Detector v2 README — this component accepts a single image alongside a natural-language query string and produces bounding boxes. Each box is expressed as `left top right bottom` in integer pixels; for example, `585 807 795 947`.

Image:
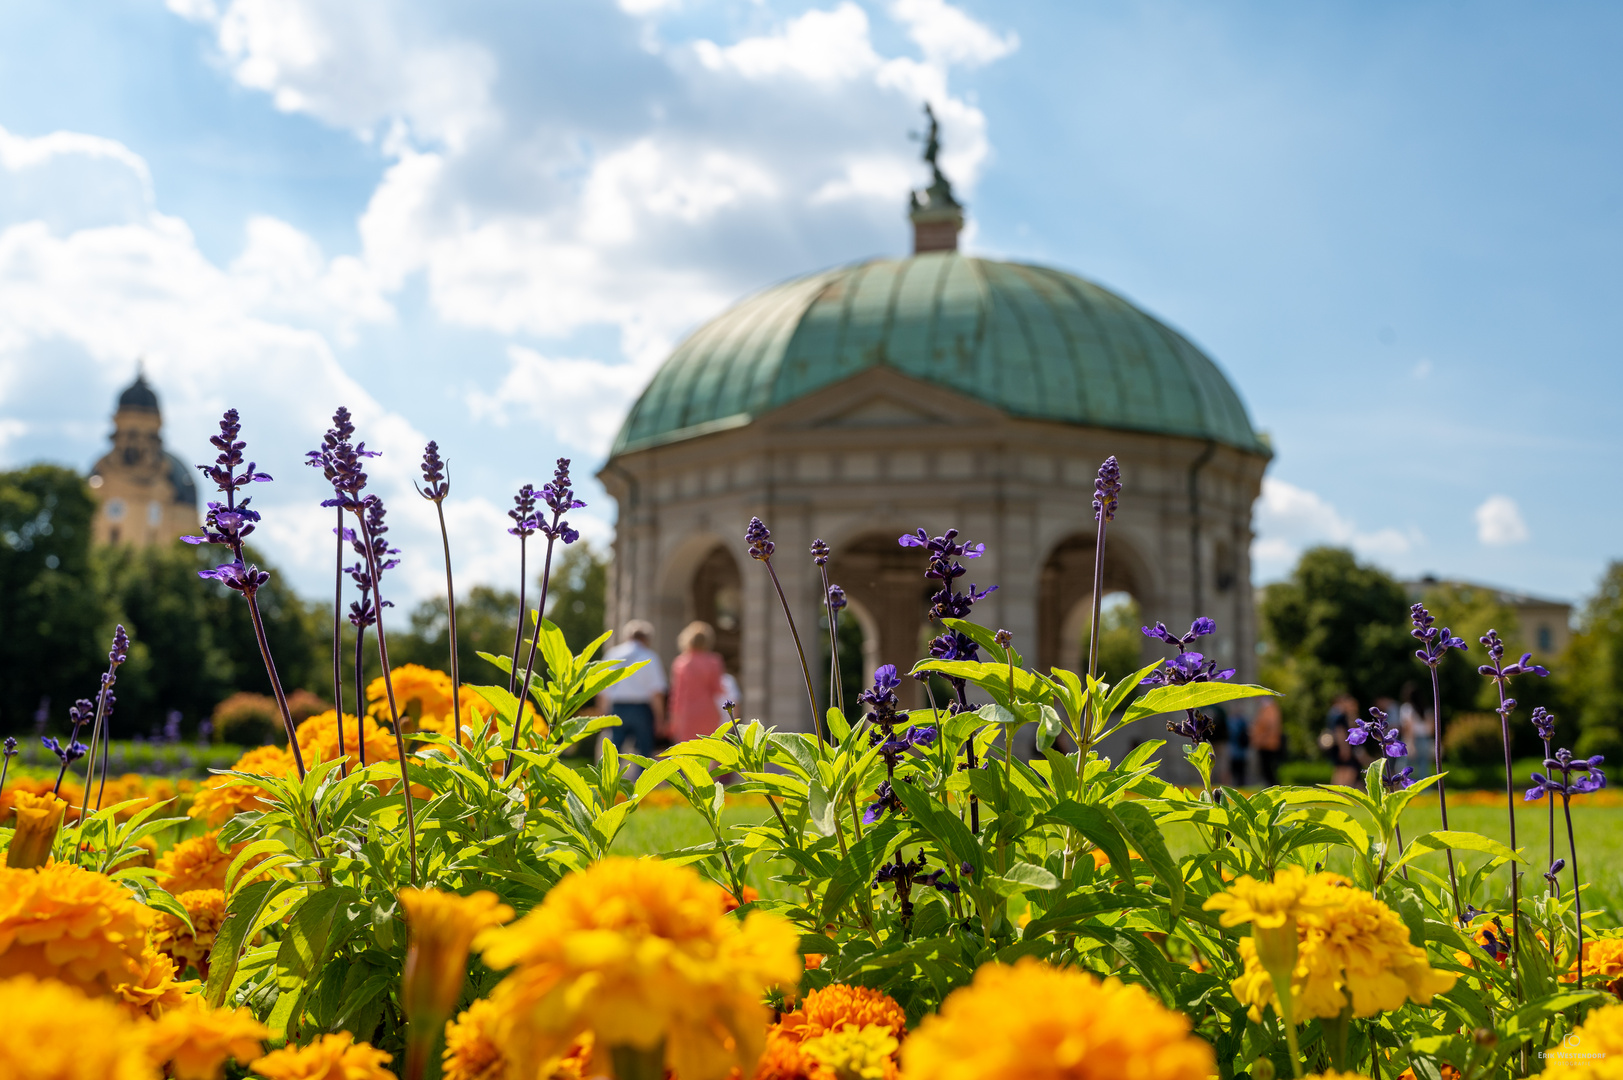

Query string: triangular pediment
816 396 942 427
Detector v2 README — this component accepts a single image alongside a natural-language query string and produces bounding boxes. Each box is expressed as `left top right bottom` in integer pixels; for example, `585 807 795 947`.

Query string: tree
544 543 608 654
1258 547 1413 752
1564 561 1623 757
0 465 110 730
392 585 522 689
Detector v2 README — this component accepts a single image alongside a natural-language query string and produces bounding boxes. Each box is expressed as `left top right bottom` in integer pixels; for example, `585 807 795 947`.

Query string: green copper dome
610 251 1267 457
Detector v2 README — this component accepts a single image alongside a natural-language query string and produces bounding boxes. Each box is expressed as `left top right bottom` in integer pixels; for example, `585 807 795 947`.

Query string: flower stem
508 534 558 775
354 625 368 767
764 560 823 743
1564 791 1584 988
357 513 417 884
508 536 527 694
1495 686 1522 997
1429 667 1461 917
332 506 347 777
434 499 462 743
245 590 307 779
818 563 843 721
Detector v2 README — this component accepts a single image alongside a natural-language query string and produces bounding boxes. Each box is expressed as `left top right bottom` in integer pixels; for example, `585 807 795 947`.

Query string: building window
1538 625 1552 652
147 500 162 526
106 498 126 521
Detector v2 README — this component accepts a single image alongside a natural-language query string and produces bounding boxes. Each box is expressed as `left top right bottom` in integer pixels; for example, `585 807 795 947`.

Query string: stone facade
88 373 198 547
598 365 1268 753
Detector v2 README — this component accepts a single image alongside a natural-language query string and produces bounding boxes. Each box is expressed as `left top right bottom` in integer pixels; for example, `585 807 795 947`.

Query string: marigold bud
6 791 66 869
399 888 513 1080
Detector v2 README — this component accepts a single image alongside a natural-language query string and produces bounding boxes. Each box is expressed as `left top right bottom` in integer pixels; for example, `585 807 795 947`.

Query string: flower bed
0 414 1611 1080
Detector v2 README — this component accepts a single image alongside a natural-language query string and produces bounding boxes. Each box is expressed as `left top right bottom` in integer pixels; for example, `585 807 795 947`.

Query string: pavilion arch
1037 531 1160 677
827 531 936 708
654 533 744 674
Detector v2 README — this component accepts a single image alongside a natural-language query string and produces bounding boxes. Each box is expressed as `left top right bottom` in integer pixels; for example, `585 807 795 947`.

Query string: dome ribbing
611 252 1267 458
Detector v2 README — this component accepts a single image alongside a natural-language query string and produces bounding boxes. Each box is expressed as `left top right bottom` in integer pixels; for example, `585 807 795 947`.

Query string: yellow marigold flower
443 998 594 1080
249 1032 397 1080
778 985 908 1043
146 1000 269 1080
0 862 154 993
801 1025 900 1080
400 888 514 1078
113 941 199 1017
7 790 68 868
297 711 400 773
900 958 1215 1080
1565 936 1623 998
1534 1004 1623 1078
153 889 227 975
1304 1074 1371 1079
477 856 802 1080
0 973 158 1079
1229 878 1455 1021
1204 864 1328 930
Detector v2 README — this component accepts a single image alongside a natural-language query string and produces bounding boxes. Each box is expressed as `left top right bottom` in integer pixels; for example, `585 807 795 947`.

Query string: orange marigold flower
145 1000 269 1080
153 889 227 975
1398 1066 1461 1080
6 790 68 868
720 884 762 913
112 942 198 1018
444 998 507 1080
1564 936 1623 998
296 711 400 773
154 829 275 895
0 862 154 993
0 973 158 1080
250 1032 396 1080
778 985 907 1044
754 1032 817 1080
400 888 514 1078
188 746 293 826
900 958 1215 1080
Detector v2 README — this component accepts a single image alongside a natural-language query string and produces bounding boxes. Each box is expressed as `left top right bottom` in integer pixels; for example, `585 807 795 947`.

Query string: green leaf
989 861 1059 895
268 886 357 1039
204 879 290 1007
826 707 852 746
1389 830 1521 874
1074 923 1179 1006
633 758 683 798
1035 705 1065 753
1042 801 1135 884
1122 682 1277 726
942 618 1025 667
1111 800 1185 920
1101 661 1165 719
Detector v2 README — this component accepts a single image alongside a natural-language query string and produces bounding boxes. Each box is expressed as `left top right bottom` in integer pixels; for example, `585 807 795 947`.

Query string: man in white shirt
599 619 667 758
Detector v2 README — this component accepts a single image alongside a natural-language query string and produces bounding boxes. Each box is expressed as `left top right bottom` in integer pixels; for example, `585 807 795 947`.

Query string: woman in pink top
666 621 727 742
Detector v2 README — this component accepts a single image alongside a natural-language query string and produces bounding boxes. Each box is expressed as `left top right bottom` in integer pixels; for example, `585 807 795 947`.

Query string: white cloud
890 0 1018 67
468 345 664 458
1252 477 1420 577
174 0 497 150
694 4 883 83
1475 494 1529 546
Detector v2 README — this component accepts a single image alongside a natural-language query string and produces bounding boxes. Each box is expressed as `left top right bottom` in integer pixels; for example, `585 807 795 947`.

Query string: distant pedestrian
1252 697 1283 786
598 619 667 758
1229 709 1251 787
1325 693 1360 787
668 621 728 743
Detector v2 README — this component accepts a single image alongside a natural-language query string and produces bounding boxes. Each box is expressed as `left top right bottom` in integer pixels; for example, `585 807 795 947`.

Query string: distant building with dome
598 117 1272 732
89 370 198 547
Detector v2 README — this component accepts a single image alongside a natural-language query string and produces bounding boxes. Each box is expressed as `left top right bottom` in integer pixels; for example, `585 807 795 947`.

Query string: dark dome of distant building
612 253 1268 457
118 372 160 411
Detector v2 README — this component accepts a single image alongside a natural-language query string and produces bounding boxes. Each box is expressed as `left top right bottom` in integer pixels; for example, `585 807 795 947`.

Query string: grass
611 794 1623 923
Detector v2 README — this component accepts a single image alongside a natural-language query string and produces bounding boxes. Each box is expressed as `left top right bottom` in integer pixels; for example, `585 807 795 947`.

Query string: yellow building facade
88 371 198 546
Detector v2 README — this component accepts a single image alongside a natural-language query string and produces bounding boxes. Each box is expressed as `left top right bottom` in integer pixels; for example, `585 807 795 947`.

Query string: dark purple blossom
1349 706 1408 759
863 778 906 824
1093 455 1122 522
1141 617 1231 744
417 440 449 501
1141 650 1236 688
1142 618 1216 651
41 736 87 765
1544 859 1566 891
1383 765 1417 792
746 516 774 561
827 584 847 613
810 538 830 566
508 484 538 538
1479 630 1550 685
3 737 15 758
1526 749 1607 801
1530 706 1557 742
1410 603 1468 668
538 458 585 544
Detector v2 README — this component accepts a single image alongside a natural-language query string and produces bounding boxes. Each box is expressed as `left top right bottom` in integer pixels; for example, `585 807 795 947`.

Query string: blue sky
1 0 1619 613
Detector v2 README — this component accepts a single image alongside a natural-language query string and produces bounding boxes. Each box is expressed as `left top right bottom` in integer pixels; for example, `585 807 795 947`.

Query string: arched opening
821 596 876 720
1038 533 1148 678
690 545 742 674
826 533 934 708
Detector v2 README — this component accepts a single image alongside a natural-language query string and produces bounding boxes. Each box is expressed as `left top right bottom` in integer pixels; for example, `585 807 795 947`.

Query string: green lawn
611 797 1623 923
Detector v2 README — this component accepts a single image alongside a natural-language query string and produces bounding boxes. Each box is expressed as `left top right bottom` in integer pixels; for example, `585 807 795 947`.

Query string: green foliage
0 464 110 728
1259 547 1413 752
1565 561 1623 757
213 692 284 747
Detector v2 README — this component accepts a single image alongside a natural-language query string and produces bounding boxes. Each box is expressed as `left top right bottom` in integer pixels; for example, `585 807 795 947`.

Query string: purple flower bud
994 628 1013 647
1093 456 1122 522
810 538 830 566
1530 707 1557 742
827 584 847 613
746 517 774 561
3 737 16 757
508 484 538 538
418 440 449 501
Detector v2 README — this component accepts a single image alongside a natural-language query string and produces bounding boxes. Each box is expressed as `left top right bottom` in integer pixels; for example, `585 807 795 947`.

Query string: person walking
599 620 667 758
667 621 728 744
1252 696 1283 786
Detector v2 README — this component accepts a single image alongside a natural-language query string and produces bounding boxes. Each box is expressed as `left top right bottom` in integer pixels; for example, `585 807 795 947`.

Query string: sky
1 0 1620 616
